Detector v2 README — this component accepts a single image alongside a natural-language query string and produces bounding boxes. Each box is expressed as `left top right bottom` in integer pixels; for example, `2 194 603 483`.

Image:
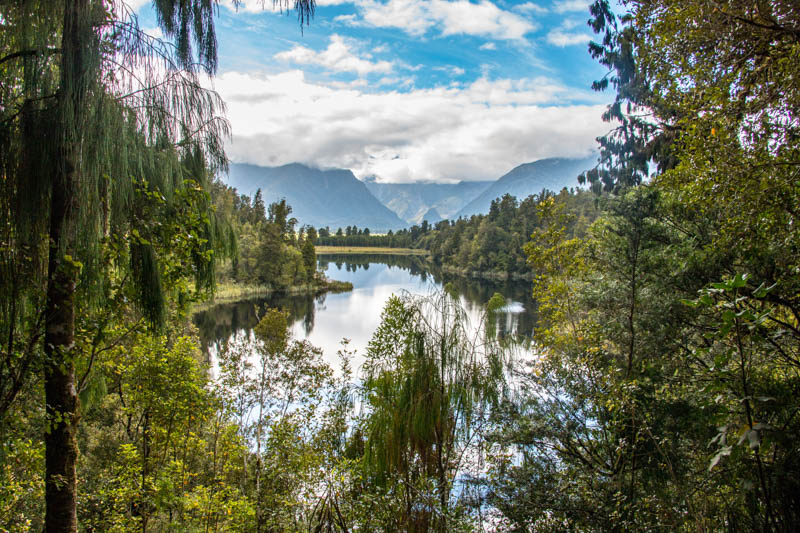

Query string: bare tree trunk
44 1 90 531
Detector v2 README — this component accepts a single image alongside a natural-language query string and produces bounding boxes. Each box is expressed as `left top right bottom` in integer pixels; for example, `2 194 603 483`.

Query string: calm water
193 254 536 371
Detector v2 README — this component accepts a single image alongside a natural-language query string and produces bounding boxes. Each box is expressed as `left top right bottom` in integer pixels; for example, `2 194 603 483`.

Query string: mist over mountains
225 156 596 231
363 179 493 224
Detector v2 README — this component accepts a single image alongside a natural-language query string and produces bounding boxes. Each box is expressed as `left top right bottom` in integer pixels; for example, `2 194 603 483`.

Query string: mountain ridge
455 156 596 218
224 157 597 231
225 163 407 231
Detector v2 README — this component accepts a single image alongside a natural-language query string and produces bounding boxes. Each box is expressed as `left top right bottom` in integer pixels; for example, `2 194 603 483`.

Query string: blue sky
131 0 615 183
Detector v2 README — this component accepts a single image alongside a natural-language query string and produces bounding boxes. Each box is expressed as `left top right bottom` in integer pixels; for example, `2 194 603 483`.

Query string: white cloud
214 70 606 183
552 0 591 14
479 42 497 50
142 26 164 39
333 13 359 24
216 0 263 14
516 2 549 14
546 29 592 46
428 0 536 39
275 35 393 76
434 65 466 76
332 0 535 40
119 0 151 12
561 17 582 29
546 17 592 46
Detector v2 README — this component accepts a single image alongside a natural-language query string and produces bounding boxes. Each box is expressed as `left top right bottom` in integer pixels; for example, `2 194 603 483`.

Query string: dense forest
2 1 799 532
209 184 321 292
318 189 598 279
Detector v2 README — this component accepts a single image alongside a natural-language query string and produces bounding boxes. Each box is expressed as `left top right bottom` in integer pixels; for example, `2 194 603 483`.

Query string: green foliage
487 2 800 531
318 189 598 280
360 291 505 531
79 333 253 533
211 183 325 292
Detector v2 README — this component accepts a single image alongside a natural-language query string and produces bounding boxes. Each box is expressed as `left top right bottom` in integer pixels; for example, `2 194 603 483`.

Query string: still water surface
193 254 536 371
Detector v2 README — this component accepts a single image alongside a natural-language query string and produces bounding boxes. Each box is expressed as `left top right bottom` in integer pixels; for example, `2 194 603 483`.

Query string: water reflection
193 255 536 370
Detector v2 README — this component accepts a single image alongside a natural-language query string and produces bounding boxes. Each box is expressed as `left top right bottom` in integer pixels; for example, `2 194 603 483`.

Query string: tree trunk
44 1 90 531
44 159 80 533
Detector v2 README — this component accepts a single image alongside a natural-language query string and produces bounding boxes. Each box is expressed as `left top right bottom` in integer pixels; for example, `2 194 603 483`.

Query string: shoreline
194 278 353 310
315 246 429 255
437 264 533 282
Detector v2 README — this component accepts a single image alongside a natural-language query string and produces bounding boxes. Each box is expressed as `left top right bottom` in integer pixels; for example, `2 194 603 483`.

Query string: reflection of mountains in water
194 257 537 356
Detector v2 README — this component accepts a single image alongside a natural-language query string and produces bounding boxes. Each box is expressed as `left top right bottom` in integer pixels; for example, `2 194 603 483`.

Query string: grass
193 278 354 310
315 246 429 255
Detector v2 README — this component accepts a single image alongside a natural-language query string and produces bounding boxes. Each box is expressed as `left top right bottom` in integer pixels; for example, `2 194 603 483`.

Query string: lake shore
315 245 429 255
195 277 353 310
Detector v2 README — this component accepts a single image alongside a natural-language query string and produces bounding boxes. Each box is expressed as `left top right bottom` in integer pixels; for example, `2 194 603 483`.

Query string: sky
131 0 614 183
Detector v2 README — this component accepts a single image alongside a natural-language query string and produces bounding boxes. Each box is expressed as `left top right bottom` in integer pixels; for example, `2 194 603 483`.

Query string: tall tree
0 1 314 531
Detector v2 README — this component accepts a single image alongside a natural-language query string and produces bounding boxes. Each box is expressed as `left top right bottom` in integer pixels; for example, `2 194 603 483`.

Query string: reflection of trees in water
437 272 537 338
195 257 538 355
320 255 539 339
193 291 319 355
319 253 428 276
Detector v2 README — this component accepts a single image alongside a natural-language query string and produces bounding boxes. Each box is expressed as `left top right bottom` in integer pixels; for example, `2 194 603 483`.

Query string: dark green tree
0 1 313 530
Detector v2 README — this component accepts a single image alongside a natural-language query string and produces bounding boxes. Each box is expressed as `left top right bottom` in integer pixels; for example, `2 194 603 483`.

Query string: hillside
364 179 492 224
455 156 596 218
225 163 407 231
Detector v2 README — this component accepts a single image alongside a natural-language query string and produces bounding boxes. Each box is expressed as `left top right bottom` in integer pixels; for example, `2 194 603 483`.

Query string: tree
360 291 505 531
495 2 800 530
578 0 677 193
252 188 267 224
302 237 316 283
0 1 313 530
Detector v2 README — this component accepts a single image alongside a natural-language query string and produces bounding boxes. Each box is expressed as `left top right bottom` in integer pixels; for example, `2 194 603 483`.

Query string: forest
317 189 598 279
210 184 319 291
2 1 799 532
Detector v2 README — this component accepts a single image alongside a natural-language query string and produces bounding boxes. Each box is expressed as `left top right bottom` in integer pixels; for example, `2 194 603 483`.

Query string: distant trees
212 185 318 290
316 189 598 278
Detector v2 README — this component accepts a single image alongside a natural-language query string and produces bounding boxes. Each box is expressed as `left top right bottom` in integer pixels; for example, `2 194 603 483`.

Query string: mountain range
364 179 493 224
223 156 596 231
455 155 596 218
226 163 407 231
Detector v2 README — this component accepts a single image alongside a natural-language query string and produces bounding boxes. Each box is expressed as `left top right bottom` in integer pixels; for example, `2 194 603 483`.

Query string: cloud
275 35 393 76
552 0 591 14
333 14 359 24
214 70 606 183
428 0 537 39
330 0 535 40
119 0 151 12
479 42 497 50
434 65 466 76
515 2 549 14
546 17 592 46
546 29 592 46
142 26 164 39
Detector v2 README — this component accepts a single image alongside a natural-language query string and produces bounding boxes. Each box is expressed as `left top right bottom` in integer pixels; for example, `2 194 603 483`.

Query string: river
193 254 537 372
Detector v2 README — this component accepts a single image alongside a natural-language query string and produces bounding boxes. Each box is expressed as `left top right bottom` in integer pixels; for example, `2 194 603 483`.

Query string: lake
193 254 536 372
